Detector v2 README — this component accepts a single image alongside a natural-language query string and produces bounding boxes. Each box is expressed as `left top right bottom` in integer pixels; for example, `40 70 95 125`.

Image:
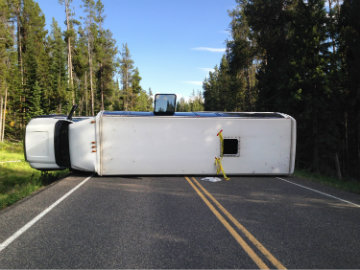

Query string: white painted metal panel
69 118 96 172
25 118 61 169
289 117 297 174
98 115 295 176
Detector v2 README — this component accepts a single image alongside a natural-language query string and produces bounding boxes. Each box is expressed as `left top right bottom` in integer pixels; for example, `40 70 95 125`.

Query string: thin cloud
192 47 226 53
176 93 191 102
184 81 203 86
198 67 215 73
219 30 231 35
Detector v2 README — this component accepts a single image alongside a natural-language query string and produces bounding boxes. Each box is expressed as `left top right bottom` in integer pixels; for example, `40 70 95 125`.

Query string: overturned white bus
24 94 296 176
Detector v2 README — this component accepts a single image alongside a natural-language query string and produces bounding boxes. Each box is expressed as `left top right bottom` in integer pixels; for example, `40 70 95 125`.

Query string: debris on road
201 177 222 182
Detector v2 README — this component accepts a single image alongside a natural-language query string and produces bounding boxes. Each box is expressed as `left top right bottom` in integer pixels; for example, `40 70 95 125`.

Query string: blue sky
35 0 236 100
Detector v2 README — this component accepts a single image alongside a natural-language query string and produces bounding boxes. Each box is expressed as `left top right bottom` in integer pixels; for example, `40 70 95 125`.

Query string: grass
0 141 23 161
0 141 69 209
294 169 360 194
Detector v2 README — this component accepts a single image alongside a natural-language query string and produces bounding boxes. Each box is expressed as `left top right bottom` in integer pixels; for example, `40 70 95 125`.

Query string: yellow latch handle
215 157 230 180
217 129 224 157
215 129 230 180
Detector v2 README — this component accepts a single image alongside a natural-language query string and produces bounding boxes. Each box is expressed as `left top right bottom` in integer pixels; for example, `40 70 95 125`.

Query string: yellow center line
191 177 287 270
184 176 270 270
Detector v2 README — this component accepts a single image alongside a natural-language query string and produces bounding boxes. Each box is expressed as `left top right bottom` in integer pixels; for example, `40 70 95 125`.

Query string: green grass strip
0 141 68 209
294 169 360 194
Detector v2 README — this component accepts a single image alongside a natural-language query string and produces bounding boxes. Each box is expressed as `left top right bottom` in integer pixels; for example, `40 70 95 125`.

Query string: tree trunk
328 0 336 54
344 111 349 176
313 115 320 173
1 87 7 141
357 102 360 178
16 8 24 88
68 36 74 104
65 0 74 105
335 0 341 14
124 69 130 111
245 68 251 111
84 70 88 115
335 152 342 180
16 5 25 129
100 63 104 110
0 95 3 141
88 38 94 116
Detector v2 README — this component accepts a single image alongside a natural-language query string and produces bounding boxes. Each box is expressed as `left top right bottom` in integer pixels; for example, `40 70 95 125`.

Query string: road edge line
0 175 93 253
276 177 360 208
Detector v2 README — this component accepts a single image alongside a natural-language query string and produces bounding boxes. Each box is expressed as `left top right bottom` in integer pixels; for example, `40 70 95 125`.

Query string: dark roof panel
102 111 286 118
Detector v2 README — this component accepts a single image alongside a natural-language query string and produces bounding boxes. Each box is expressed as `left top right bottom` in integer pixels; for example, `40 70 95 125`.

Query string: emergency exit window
223 138 239 156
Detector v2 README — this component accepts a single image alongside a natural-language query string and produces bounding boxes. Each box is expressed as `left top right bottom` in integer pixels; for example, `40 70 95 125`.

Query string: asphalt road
0 174 360 269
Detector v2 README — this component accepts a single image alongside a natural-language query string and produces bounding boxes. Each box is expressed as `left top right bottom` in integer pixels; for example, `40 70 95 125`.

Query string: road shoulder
0 174 92 244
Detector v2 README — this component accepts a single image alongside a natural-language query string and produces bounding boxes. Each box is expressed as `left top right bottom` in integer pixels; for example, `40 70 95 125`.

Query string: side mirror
67 104 78 120
154 94 177 115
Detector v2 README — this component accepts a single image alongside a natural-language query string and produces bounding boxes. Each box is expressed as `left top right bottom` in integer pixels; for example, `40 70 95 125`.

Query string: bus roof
102 111 286 118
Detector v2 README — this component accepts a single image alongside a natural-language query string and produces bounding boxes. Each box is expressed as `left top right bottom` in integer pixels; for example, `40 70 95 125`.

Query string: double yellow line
185 176 286 270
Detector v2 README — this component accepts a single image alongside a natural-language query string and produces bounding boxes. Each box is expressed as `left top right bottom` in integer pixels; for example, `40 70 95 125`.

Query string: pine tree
203 1 258 112
220 56 237 111
0 0 13 141
73 26 90 115
119 43 134 111
203 57 234 112
286 0 332 173
1 0 153 139
131 67 142 95
20 0 48 120
227 0 257 111
134 90 152 111
176 97 190 112
93 1 117 112
59 0 75 105
244 0 292 112
3 48 21 140
339 0 360 178
203 66 220 111
47 18 68 114
189 90 204 111
82 0 96 115
94 0 105 110
9 0 26 128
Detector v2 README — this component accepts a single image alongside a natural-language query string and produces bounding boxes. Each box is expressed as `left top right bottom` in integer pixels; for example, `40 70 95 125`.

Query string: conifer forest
0 0 359 180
